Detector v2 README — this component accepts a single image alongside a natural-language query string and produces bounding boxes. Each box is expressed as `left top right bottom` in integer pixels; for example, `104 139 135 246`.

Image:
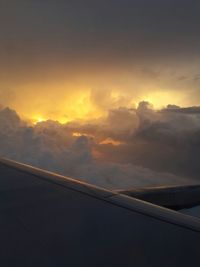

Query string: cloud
0 104 199 190
68 102 200 181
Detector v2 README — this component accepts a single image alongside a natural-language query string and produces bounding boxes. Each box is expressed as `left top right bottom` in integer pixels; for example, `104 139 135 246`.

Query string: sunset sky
1 1 200 122
0 3 199 263
0 1 200 188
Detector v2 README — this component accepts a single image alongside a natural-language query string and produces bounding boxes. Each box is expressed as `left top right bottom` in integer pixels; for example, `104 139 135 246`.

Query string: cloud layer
0 103 199 190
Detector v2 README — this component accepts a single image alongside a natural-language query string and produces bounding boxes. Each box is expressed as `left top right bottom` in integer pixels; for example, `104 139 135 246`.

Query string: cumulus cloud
1 103 200 190
68 102 200 181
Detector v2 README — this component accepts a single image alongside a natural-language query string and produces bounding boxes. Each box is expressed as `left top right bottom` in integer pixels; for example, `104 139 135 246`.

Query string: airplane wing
0 157 199 267
118 185 200 210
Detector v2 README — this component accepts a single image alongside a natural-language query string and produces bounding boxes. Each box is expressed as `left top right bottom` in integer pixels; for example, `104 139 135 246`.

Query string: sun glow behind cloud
8 83 106 124
137 91 185 109
0 76 189 125
26 88 183 125
33 117 46 124
1 0 200 129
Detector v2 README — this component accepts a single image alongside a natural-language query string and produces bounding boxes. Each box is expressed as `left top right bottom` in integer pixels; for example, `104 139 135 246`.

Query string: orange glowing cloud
99 138 125 146
0 66 192 125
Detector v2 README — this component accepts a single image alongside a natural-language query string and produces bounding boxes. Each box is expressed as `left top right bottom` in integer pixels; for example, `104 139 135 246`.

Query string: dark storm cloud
1 0 200 64
95 102 200 180
67 101 200 181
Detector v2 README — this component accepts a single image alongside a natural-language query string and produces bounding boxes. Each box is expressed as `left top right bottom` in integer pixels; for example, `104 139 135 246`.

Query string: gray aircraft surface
0 157 199 267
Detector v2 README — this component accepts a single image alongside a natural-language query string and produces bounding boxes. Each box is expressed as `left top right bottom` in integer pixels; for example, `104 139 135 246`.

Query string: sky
0 1 200 189
1 1 200 122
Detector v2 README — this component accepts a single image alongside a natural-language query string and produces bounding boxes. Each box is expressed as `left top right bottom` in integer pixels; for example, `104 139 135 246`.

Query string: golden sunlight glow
100 138 124 146
72 132 94 138
72 132 83 137
33 117 46 124
27 89 181 125
31 116 70 125
15 84 105 124
138 91 184 109
4 78 187 125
